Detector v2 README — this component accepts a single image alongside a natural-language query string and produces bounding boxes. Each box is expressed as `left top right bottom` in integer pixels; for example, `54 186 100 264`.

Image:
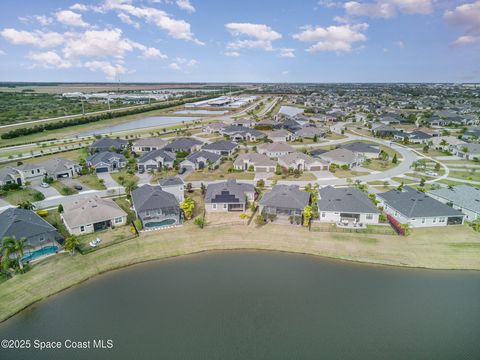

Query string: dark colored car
73 184 83 191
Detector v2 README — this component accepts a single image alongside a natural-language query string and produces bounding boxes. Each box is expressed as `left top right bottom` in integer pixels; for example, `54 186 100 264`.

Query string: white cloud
176 0 195 13
26 51 72 68
224 51 240 57
169 62 181 70
142 47 167 59
62 28 139 59
99 0 203 44
0 28 64 48
225 23 282 42
317 1 342 8
118 13 140 28
293 23 368 52
344 0 433 19
55 10 89 28
279 48 295 58
444 1 480 47
70 3 89 12
84 60 127 80
35 15 53 26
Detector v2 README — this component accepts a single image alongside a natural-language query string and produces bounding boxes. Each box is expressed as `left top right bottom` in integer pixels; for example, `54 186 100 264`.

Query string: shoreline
1 223 479 323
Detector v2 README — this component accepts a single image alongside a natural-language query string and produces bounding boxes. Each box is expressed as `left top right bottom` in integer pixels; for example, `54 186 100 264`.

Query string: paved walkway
96 172 119 188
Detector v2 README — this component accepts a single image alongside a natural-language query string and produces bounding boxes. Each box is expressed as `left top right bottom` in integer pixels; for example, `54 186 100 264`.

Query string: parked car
426 171 438 176
73 184 83 191
40 182 50 188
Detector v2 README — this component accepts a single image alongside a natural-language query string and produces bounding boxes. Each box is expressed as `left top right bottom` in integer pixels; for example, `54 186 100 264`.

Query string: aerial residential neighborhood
0 0 479 358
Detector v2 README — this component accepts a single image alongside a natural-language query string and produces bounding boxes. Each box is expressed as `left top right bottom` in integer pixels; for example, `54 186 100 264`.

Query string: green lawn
268 172 317 181
50 181 78 196
111 171 139 186
392 177 417 185
44 209 69 238
333 170 369 178
77 174 107 190
448 170 480 183
1 188 45 205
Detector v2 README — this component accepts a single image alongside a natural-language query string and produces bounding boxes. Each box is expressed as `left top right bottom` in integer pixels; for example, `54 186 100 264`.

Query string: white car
89 238 102 248
40 182 50 188
426 171 438 177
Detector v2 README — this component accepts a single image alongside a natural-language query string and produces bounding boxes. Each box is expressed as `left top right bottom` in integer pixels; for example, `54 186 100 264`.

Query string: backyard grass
1 223 479 322
44 209 69 238
50 181 78 196
448 170 480 183
268 172 317 181
77 174 107 190
1 188 44 205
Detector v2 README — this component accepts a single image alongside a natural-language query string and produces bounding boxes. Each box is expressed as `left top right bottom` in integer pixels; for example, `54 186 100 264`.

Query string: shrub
194 217 205 229
36 209 49 217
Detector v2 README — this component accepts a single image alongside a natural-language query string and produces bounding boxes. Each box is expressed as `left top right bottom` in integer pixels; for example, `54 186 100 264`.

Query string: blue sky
0 0 479 82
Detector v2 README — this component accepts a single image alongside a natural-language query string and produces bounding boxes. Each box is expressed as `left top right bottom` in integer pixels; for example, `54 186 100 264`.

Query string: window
433 218 436 223
114 217 123 224
39 236 45 243
439 217 445 223
321 212 326 218
145 210 150 217
366 214 373 220
31 170 35 175
223 203 227 209
422 218 426 223
80 226 85 232
212 204 217 209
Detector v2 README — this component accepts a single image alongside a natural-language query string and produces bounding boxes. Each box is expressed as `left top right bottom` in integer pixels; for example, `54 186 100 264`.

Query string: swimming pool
22 246 59 263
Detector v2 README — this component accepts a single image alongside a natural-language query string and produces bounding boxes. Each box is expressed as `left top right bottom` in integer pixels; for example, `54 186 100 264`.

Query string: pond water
279 105 304 117
78 116 198 136
1 252 479 360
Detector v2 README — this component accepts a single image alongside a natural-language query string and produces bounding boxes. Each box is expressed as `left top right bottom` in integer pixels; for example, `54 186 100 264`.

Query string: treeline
1 95 215 140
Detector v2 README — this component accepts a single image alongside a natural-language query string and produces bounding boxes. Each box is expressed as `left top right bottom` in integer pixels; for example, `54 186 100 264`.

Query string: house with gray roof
317 186 379 224
294 126 326 139
87 151 127 173
180 150 221 170
259 185 310 223
377 186 465 228
205 180 255 212
371 124 397 137
163 137 203 153
131 185 181 229
257 143 295 158
137 149 175 173
454 143 480 160
0 208 63 250
132 138 168 154
15 163 47 184
158 176 184 202
234 153 277 172
202 122 227 134
278 152 327 171
61 196 127 235
90 138 128 152
268 129 296 142
0 166 23 186
202 140 238 156
340 142 381 159
40 158 81 179
220 125 266 142
428 185 480 221
320 148 364 168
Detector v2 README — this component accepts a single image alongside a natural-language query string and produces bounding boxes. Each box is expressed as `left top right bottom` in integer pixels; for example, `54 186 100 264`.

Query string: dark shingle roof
205 180 254 204
91 138 128 150
317 186 379 214
87 151 126 166
260 185 310 211
377 186 463 218
164 137 202 152
132 185 179 212
202 140 237 152
341 142 380 154
138 149 175 163
158 176 184 187
0 208 61 244
185 150 221 163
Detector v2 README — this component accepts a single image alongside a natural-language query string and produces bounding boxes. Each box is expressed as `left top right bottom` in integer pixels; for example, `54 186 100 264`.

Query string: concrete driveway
32 184 61 198
96 172 119 188
60 177 90 191
137 172 152 185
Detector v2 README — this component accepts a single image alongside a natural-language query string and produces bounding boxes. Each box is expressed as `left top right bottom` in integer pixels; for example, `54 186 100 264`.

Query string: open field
0 223 479 322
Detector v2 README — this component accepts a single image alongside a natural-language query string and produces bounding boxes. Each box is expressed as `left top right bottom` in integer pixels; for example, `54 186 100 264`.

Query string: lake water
279 105 304 116
1 252 479 360
78 116 197 136
174 110 228 115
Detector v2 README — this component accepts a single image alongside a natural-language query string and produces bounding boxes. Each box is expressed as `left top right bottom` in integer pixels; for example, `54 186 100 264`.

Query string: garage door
310 166 323 171
256 167 267 172
96 167 109 173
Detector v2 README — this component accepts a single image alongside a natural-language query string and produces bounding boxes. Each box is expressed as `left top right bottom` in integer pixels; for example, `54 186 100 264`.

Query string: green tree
1 236 30 271
17 201 35 210
64 235 80 255
303 205 313 227
392 153 398 164
180 197 196 220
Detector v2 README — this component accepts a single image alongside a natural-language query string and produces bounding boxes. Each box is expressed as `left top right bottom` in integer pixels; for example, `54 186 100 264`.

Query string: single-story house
294 126 326 139
205 179 255 212
431 136 466 151
394 131 431 144
86 151 127 173
0 208 63 251
278 152 327 171
131 185 182 229
0 166 23 186
268 129 296 142
202 140 238 156
428 185 480 221
259 185 310 221
317 186 379 224
232 118 255 127
282 119 302 132
15 164 47 185
455 143 480 160
377 186 465 228
221 125 266 142
61 196 128 235
90 138 128 152
202 122 227 134
137 149 176 173
163 137 203 153
257 143 295 158
158 176 185 203
320 148 364 168
340 142 381 159
234 153 277 172
180 150 221 170
132 138 168 154
40 158 81 179
462 127 480 140
371 124 397 137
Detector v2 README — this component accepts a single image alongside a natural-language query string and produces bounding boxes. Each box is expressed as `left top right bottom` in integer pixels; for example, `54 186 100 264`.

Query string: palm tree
1 236 30 271
63 235 80 255
17 201 35 210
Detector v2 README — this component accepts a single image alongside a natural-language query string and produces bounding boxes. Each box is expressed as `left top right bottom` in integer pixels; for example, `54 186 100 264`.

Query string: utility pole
81 99 85 116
